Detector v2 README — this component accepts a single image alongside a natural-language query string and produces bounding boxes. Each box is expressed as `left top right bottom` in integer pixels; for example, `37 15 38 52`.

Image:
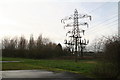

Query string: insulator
66 33 68 36
61 19 65 24
82 30 85 35
82 40 83 43
89 16 92 21
64 40 67 44
84 39 86 44
84 22 88 28
68 31 71 33
87 40 89 44
61 19 63 23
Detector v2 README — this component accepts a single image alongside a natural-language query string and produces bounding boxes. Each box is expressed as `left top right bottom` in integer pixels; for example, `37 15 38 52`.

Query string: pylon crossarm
64 24 73 28
61 15 74 24
78 22 89 27
78 14 91 20
66 31 72 36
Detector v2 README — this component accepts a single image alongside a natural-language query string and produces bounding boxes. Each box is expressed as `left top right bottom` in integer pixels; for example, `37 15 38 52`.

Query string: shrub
92 36 120 78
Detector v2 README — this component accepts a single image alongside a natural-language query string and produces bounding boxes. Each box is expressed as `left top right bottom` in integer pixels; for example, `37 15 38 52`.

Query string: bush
93 62 119 78
92 36 120 78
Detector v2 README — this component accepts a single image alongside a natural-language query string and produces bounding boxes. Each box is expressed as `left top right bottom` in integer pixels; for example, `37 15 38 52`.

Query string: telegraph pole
61 9 91 62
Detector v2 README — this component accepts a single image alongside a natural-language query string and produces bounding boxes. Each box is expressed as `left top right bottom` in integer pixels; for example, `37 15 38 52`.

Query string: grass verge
2 57 96 78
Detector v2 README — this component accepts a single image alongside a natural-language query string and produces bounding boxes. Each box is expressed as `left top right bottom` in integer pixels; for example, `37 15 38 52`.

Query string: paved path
1 70 93 80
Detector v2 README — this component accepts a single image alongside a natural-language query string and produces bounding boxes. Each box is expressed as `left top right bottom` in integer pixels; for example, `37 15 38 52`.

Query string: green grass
2 57 96 77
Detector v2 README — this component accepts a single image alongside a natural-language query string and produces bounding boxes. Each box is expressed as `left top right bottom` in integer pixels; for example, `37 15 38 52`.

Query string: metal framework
61 9 91 62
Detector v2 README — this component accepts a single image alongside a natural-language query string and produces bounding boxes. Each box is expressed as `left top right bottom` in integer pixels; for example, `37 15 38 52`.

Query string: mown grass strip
2 57 96 77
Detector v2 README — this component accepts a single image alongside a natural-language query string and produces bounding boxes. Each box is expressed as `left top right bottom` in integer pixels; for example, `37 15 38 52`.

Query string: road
1 70 93 80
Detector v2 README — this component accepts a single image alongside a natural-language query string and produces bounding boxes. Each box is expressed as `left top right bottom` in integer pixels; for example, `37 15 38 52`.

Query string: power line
85 16 118 34
85 23 118 39
86 7 118 32
88 0 116 14
94 13 117 26
86 13 118 32
86 21 118 36
85 2 118 31
86 20 118 35
88 1 112 14
85 15 119 35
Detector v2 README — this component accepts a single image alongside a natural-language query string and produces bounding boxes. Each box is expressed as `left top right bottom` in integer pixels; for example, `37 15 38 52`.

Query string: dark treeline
2 34 71 59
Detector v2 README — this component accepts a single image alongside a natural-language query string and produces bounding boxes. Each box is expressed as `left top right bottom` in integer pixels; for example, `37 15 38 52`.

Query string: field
2 57 97 77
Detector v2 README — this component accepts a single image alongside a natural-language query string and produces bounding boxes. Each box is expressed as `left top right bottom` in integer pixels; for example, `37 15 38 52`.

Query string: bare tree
36 34 43 49
2 38 10 49
18 36 27 50
42 37 50 45
28 34 35 50
91 37 105 53
2 37 18 50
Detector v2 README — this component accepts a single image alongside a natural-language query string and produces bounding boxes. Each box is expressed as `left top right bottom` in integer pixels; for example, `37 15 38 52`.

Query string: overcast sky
0 0 118 47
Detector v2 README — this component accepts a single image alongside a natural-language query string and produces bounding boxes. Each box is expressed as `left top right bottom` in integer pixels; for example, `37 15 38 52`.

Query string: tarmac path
1 70 93 80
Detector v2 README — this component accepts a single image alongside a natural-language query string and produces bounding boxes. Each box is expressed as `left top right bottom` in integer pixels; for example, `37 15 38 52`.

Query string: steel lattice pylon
61 9 91 62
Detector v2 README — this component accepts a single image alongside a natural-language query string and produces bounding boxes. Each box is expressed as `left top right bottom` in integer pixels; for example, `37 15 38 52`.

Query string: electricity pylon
61 9 91 62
